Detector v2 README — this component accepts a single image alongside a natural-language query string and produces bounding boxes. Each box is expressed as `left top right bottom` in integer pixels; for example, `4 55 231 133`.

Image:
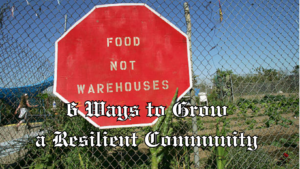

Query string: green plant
264 106 282 127
252 99 259 104
36 93 49 99
238 103 249 117
276 150 299 168
227 103 237 115
293 106 299 117
265 119 276 128
271 141 283 147
279 134 299 147
204 118 230 169
248 103 260 116
214 118 230 169
261 94 286 103
279 118 293 127
264 105 293 128
170 145 192 169
246 119 257 130
25 106 112 169
208 89 218 101
172 116 193 135
0 99 17 126
150 88 178 169
78 152 89 169
197 117 205 130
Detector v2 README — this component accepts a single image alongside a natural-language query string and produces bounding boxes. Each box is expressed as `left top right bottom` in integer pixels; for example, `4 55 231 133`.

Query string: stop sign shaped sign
54 4 192 129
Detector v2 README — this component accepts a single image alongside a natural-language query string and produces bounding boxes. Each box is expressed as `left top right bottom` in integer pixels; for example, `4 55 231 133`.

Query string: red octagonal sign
54 3 192 129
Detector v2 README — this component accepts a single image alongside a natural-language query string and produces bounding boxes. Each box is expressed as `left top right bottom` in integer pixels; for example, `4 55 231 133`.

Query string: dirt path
0 123 42 164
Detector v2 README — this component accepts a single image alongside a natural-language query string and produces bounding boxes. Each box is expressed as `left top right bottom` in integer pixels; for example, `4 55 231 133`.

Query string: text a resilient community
35 102 258 151
35 130 258 151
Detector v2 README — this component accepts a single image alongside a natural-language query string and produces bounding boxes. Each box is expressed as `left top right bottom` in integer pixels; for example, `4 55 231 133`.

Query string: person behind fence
14 93 38 131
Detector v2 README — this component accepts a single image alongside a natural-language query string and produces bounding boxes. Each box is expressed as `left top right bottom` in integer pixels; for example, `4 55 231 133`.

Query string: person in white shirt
14 93 38 131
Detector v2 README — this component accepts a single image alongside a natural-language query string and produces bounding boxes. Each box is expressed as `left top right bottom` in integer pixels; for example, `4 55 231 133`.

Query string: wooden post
184 2 200 168
64 14 67 32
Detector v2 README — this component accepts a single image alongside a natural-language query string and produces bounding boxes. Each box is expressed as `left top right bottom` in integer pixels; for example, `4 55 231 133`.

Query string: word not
77 80 169 94
110 61 136 71
50 131 138 147
172 101 227 117
145 131 258 151
107 37 140 47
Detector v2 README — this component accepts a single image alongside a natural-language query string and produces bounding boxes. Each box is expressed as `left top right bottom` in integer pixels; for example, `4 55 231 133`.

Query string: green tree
291 65 299 75
254 66 286 81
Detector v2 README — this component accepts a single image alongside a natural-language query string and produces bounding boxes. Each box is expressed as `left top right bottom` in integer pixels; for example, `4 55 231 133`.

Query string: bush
0 99 17 126
208 90 218 101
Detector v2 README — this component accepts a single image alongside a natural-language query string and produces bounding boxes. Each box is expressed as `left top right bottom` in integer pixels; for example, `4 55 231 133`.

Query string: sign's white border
54 3 192 129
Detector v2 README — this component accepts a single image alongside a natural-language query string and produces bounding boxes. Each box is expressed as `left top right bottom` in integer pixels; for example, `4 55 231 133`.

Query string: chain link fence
0 0 299 168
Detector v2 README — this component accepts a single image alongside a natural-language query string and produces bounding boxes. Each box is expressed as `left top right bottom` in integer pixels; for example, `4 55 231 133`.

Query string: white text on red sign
107 37 140 47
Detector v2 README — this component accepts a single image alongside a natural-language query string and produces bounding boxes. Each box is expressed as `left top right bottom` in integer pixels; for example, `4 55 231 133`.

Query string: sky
0 0 299 88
